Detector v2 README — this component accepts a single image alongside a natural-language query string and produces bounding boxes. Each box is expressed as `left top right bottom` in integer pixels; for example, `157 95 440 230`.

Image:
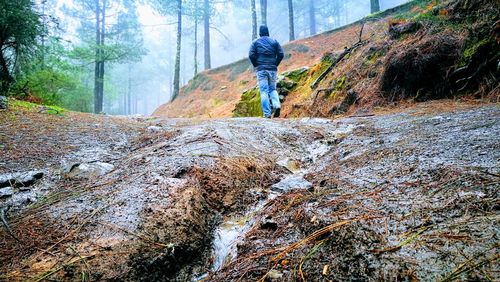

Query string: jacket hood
259 25 269 37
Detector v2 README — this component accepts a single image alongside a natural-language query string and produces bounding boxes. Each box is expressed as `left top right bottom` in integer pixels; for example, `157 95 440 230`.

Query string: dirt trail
0 101 498 281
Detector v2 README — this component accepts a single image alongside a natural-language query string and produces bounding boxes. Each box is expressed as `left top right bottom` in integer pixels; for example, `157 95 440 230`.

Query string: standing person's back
249 25 284 118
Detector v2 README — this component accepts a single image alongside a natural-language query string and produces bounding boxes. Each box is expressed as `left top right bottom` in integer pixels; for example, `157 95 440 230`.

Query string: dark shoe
273 108 281 118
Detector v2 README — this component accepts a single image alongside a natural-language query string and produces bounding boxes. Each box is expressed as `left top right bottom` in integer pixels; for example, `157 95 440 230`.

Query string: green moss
334 76 346 91
233 67 309 117
309 54 335 82
282 67 309 83
460 38 490 66
10 99 66 115
392 0 435 20
233 87 263 117
366 10 384 19
328 76 346 99
11 99 37 110
364 51 384 66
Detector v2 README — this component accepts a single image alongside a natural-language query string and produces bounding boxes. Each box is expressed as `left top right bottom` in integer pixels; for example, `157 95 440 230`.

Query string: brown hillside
153 0 499 118
153 6 395 118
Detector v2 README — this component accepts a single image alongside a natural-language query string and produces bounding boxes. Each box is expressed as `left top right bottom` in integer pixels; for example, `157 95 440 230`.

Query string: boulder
66 162 114 179
0 187 14 198
281 67 309 83
271 175 313 193
0 171 44 188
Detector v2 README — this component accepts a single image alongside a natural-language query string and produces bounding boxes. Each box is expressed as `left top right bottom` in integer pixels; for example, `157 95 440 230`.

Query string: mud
210 103 499 281
0 102 498 281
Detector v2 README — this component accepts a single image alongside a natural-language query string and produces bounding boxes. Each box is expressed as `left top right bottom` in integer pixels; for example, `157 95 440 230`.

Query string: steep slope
153 0 499 118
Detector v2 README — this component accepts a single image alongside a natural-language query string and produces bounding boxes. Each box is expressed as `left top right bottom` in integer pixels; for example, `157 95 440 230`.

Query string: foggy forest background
2 0 409 116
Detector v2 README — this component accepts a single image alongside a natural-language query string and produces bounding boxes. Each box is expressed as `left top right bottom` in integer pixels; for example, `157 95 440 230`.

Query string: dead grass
210 144 499 281
0 107 141 173
188 156 285 213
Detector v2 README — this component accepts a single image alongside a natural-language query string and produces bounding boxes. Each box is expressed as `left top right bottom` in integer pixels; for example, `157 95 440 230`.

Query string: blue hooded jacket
248 25 285 72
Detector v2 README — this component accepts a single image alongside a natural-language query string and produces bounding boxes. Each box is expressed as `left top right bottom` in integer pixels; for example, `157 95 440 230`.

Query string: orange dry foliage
309 64 322 75
425 0 438 12
388 18 406 27
439 9 449 16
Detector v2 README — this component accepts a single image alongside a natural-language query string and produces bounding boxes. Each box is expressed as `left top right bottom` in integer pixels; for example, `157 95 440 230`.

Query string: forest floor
0 100 499 281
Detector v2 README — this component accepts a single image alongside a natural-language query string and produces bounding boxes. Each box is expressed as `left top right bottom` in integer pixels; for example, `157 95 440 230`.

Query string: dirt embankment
1 100 498 281
153 0 499 119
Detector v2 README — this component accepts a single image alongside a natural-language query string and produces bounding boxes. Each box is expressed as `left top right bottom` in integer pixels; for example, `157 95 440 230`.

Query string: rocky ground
0 101 498 281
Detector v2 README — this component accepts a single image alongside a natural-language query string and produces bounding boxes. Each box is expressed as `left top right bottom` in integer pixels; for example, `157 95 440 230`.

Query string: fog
53 0 410 115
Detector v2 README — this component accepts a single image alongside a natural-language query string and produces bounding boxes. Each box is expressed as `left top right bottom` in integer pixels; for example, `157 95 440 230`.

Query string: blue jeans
256 70 281 118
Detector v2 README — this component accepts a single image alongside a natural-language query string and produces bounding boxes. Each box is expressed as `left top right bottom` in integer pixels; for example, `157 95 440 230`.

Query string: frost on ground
0 102 498 281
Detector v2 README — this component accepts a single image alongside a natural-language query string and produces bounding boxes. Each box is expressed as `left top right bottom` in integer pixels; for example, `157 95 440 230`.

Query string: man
249 25 284 118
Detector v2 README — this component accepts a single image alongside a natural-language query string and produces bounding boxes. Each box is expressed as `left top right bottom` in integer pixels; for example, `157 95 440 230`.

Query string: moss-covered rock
233 87 263 117
233 67 310 117
281 67 309 83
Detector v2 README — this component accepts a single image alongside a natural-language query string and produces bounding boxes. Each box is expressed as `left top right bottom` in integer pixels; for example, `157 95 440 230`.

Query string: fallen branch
298 241 325 282
271 215 378 262
369 226 429 254
310 23 366 90
440 253 499 282
0 207 22 244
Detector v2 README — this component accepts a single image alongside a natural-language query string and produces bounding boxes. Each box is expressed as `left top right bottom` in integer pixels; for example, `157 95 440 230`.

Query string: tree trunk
251 0 257 40
309 0 316 36
93 0 101 113
143 88 148 114
41 0 46 68
172 0 182 101
127 64 132 115
203 0 211 70
133 93 137 114
0 49 12 95
260 0 267 25
194 0 198 76
370 0 380 13
288 0 295 41
98 0 106 113
122 89 126 114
